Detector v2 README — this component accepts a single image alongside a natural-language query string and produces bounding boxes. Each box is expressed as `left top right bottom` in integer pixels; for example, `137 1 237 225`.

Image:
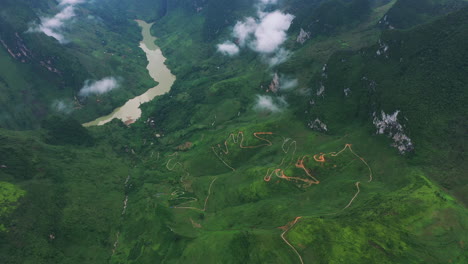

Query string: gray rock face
1 33 61 74
268 72 280 93
376 39 389 57
321 64 328 78
308 118 328 132
297 28 311 44
317 82 325 97
378 15 395 30
373 110 414 154
344 88 351 97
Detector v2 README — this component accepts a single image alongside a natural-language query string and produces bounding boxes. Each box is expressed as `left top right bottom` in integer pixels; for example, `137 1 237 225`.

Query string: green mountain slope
308 7 468 203
0 0 466 263
382 0 468 29
0 0 156 129
0 125 130 263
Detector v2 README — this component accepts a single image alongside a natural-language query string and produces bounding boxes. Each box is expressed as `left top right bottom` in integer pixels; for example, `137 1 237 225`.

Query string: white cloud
28 6 76 43
218 0 294 65
78 77 120 97
28 0 86 43
254 95 287 112
233 17 257 46
232 11 294 54
58 0 86 5
265 48 291 66
52 99 73 114
217 41 240 56
279 75 298 91
259 0 278 4
253 11 294 53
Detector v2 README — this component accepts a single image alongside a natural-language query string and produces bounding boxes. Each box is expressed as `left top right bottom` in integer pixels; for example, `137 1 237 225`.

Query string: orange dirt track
265 143 373 185
212 131 275 171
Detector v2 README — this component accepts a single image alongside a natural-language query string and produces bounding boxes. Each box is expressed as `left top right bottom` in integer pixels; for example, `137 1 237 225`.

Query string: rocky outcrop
343 88 351 97
316 82 325 97
296 28 310 44
376 39 389 57
176 142 193 151
321 64 328 78
308 118 328 132
1 33 61 74
373 110 414 154
1 33 33 62
267 72 280 93
378 15 395 30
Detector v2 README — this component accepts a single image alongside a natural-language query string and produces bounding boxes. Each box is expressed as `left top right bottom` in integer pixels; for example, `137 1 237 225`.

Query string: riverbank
83 20 176 127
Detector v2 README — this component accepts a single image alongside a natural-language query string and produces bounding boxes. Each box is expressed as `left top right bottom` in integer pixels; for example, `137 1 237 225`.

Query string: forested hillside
0 0 466 263
0 0 155 129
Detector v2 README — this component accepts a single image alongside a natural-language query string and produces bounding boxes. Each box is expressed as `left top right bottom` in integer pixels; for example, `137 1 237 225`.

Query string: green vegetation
0 182 25 231
0 127 131 263
41 116 94 146
383 0 468 29
310 8 468 203
0 0 466 263
0 0 156 129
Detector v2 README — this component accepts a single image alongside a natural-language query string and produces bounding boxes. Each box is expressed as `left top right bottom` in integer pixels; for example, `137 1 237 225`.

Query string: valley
84 20 176 127
0 0 467 263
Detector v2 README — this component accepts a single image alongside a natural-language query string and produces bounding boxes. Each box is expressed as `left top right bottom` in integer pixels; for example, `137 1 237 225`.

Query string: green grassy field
98 114 465 263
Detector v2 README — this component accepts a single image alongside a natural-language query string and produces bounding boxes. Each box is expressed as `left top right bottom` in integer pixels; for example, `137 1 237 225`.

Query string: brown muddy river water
83 20 175 127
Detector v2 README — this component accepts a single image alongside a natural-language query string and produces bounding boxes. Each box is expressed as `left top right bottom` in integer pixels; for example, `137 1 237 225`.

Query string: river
83 20 176 127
